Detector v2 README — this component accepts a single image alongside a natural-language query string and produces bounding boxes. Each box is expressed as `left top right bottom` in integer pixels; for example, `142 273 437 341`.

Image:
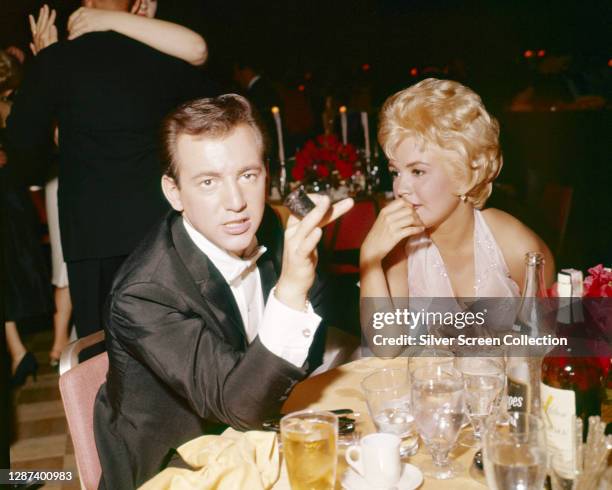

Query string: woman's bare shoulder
481 208 555 285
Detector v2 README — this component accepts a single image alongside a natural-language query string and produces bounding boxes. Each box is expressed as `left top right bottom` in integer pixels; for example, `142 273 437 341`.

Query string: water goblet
411 364 465 479
361 367 418 457
455 357 505 447
407 348 455 375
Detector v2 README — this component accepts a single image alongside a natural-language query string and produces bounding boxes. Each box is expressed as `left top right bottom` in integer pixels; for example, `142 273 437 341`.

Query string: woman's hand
67 7 117 40
360 198 424 267
29 4 58 55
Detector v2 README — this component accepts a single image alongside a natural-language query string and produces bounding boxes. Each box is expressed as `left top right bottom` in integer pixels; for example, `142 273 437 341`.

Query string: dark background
2 1 610 103
1 0 611 269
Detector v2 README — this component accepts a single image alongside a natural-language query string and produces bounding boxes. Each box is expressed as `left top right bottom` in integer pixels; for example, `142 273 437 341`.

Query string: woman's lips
223 218 251 235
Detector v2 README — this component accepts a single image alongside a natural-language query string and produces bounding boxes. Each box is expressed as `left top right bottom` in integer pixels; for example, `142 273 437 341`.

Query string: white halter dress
406 209 520 298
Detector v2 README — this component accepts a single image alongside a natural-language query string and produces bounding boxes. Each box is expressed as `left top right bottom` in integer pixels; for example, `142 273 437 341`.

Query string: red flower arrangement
292 134 358 182
583 264 612 297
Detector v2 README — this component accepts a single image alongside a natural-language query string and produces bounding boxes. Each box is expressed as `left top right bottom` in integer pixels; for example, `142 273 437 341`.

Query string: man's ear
161 175 184 212
130 0 143 15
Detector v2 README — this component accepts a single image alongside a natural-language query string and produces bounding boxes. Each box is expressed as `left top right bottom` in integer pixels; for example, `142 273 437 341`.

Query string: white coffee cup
345 433 402 488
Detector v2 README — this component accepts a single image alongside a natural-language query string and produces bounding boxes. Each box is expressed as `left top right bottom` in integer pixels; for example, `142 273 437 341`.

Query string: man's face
162 125 266 256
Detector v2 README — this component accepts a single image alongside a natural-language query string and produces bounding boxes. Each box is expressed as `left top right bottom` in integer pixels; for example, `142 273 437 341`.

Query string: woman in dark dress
1 49 53 386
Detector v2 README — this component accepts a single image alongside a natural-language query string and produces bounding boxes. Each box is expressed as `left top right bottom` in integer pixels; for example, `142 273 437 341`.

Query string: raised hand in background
29 4 58 55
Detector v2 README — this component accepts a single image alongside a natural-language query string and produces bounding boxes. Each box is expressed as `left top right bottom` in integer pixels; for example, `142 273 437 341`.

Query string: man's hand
276 195 353 310
29 4 58 56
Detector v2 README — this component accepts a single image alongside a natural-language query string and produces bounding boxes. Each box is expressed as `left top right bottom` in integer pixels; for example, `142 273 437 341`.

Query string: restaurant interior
1 0 610 489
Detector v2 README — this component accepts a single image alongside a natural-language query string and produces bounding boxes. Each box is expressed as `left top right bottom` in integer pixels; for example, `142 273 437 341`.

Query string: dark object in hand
283 187 316 218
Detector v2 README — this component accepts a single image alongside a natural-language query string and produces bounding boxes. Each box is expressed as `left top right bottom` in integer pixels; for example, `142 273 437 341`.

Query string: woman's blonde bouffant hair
378 78 502 209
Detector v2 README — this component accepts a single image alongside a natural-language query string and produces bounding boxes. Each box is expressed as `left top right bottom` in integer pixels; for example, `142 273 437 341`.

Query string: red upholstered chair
58 331 107 490
323 198 379 275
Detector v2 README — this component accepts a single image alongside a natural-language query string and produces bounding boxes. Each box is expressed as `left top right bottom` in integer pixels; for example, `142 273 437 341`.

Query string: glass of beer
280 410 338 490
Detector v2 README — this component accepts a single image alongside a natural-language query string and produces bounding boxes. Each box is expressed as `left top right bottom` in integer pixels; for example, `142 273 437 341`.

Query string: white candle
271 106 285 163
339 106 348 145
361 111 370 159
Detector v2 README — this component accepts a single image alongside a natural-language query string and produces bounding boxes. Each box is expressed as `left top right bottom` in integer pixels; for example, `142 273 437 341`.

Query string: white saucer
341 463 423 490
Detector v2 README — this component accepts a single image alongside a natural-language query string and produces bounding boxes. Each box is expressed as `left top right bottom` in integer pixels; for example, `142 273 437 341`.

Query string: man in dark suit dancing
94 94 353 489
6 0 208 343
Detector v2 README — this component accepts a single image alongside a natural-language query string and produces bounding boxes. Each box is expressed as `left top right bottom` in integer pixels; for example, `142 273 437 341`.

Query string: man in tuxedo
6 0 208 343
94 94 353 489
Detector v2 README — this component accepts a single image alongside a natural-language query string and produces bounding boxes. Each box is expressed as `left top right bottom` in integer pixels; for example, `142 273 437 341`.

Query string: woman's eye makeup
388 166 425 178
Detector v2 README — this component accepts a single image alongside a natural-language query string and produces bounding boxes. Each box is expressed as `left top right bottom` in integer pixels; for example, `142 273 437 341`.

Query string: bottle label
541 383 577 479
507 375 530 412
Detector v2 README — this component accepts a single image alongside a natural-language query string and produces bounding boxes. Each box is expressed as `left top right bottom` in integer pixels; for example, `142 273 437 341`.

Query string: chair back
328 198 378 251
58 331 107 490
322 198 378 274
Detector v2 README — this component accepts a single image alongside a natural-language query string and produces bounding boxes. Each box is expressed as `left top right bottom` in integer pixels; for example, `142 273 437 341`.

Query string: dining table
272 356 485 489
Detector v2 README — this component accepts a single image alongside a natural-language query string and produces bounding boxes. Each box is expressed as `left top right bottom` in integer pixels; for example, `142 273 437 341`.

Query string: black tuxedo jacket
6 32 209 262
94 208 327 489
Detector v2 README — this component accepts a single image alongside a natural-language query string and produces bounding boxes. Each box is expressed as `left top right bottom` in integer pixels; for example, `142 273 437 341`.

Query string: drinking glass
407 348 455 374
361 367 418 456
483 411 548 490
280 410 338 490
455 357 505 447
411 364 465 479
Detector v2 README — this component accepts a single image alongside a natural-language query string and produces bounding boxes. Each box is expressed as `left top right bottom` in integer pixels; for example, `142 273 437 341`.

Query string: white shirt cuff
258 287 322 367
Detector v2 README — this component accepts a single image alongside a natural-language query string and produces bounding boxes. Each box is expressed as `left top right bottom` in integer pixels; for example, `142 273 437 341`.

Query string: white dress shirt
183 217 321 367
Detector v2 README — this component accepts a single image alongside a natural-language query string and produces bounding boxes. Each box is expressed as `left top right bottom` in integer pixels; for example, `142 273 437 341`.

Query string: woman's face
136 0 158 18
389 137 463 228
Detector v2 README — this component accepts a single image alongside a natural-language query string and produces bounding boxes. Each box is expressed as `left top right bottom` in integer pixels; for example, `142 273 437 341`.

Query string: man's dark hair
161 94 267 184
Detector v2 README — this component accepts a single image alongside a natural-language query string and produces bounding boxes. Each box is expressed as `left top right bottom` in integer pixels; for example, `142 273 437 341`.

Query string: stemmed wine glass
411 364 465 479
455 357 505 447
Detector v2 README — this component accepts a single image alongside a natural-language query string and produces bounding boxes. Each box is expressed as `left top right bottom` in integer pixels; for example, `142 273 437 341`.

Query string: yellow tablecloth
273 357 485 489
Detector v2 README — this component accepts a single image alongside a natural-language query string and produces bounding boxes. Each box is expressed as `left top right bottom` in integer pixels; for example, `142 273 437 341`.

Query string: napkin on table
138 428 280 490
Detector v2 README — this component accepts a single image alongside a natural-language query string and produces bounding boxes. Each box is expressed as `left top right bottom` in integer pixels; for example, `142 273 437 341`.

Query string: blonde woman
360 78 554 303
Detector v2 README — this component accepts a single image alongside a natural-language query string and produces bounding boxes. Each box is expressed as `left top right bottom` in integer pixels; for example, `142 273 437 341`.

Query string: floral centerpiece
291 135 359 191
583 264 612 297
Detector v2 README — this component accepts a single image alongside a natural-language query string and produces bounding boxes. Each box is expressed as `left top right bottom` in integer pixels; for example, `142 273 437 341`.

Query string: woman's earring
460 194 468 202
